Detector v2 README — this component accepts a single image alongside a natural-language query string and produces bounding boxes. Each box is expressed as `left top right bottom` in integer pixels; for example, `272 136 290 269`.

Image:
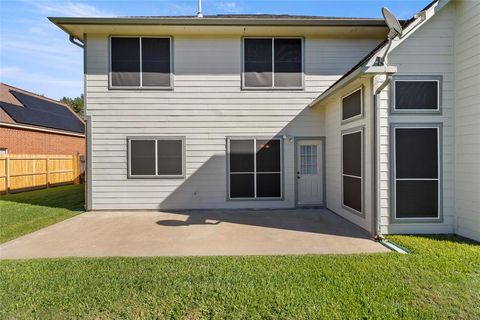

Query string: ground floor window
391 124 441 220
128 137 184 178
228 138 282 199
342 127 363 214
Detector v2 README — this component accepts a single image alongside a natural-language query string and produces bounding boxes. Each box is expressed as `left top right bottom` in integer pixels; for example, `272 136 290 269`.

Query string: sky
0 0 431 100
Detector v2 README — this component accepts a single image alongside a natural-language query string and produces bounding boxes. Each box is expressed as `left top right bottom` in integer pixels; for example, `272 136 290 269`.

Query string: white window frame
391 76 442 114
391 124 442 222
127 136 185 179
341 86 364 123
0 148 8 155
109 36 173 90
241 37 304 90
227 137 283 200
341 126 364 216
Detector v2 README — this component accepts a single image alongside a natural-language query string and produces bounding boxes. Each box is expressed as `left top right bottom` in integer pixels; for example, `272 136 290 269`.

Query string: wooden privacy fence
0 154 81 194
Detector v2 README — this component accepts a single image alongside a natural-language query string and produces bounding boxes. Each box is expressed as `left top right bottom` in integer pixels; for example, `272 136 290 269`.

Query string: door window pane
395 81 438 110
230 140 254 172
274 39 302 87
130 140 155 175
300 145 317 174
157 140 182 176
142 38 171 87
111 37 140 87
244 39 272 87
342 89 362 120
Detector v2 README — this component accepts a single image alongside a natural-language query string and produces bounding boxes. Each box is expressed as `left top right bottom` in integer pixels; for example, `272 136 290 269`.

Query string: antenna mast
197 0 203 18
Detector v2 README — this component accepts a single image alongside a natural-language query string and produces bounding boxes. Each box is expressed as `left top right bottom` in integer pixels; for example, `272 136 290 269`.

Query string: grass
0 185 84 243
0 235 479 319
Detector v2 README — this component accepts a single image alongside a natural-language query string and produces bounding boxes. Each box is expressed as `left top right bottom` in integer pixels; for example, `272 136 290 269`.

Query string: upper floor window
342 87 363 122
243 38 303 89
391 76 442 113
110 37 172 89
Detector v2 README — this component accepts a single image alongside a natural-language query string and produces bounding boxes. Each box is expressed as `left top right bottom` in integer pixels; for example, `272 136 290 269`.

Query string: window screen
111 37 171 88
394 81 438 110
244 39 272 87
129 138 184 177
274 39 302 87
342 89 362 121
111 37 140 87
157 140 182 176
142 38 171 87
394 127 440 219
243 38 302 88
228 138 282 199
130 140 156 176
342 130 362 213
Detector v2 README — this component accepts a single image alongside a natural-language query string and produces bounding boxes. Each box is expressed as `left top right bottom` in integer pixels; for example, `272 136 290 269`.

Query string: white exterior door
296 139 324 206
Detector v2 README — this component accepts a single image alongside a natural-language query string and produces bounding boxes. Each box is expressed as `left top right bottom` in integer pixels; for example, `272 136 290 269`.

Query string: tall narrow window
228 138 282 199
128 137 184 178
392 125 441 220
342 128 363 214
111 37 171 88
243 38 303 89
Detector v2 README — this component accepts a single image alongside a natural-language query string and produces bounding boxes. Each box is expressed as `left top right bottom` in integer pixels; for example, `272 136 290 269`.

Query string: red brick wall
0 127 85 155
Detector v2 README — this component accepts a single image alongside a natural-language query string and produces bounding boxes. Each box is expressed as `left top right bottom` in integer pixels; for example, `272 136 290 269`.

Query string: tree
60 94 84 115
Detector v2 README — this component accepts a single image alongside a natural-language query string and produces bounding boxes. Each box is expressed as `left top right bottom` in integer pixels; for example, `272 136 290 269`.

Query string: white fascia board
308 65 397 108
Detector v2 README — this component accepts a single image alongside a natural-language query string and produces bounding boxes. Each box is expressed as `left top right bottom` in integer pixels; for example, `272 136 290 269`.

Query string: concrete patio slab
0 209 389 259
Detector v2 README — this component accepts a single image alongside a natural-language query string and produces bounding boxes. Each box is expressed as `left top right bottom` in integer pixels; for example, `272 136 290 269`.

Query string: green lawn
1 235 479 319
0 185 84 243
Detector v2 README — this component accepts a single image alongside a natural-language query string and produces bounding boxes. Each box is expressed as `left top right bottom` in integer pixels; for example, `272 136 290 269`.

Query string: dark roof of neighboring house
317 0 439 98
0 83 85 134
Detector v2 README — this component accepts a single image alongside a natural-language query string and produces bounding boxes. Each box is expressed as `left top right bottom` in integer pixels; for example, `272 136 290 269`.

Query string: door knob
297 176 300 179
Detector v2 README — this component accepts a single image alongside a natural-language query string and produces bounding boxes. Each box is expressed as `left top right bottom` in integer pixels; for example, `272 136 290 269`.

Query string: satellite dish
382 7 403 37
376 7 403 66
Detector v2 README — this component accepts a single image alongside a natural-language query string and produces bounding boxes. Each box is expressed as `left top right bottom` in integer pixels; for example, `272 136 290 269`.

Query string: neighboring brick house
0 83 85 155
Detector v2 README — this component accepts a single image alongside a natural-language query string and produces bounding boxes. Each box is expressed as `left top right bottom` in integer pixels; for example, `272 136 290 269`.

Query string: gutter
69 35 84 48
372 74 393 239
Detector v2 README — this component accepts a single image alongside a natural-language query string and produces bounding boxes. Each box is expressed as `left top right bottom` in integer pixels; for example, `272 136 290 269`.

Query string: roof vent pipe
197 0 203 18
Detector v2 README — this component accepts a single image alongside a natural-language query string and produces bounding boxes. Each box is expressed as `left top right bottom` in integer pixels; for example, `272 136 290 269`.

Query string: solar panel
0 91 85 133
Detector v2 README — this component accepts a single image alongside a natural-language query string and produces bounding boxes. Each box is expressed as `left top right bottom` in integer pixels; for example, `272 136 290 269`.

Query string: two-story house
50 0 480 241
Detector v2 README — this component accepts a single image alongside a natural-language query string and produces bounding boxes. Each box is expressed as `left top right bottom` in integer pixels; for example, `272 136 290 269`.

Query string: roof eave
48 16 388 27
308 65 397 108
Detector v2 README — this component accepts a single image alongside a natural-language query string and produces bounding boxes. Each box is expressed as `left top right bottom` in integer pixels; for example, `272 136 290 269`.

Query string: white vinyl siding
454 0 480 241
324 77 374 233
377 2 456 234
85 33 382 210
